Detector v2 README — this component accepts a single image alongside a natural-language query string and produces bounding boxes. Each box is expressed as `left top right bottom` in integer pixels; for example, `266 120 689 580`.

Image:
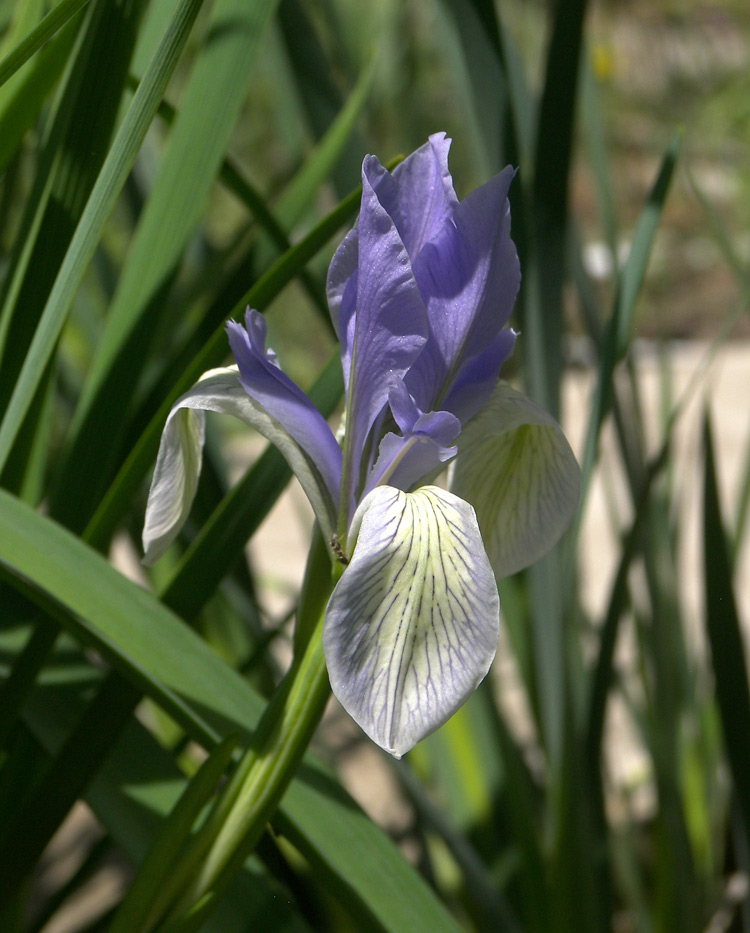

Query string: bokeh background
0 0 749 931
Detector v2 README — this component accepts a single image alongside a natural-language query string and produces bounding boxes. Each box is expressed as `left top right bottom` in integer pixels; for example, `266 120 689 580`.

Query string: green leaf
0 0 149 492
0 0 208 473
0 668 141 908
577 131 682 511
702 414 750 846
277 0 365 197
525 0 588 416
0 0 90 89
0 489 460 931
584 442 670 773
83 183 363 551
435 0 521 174
0 11 80 173
54 0 280 529
110 734 239 933
10 651 314 933
580 44 618 258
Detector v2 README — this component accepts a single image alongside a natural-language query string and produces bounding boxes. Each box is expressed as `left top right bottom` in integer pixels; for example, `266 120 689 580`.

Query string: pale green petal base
451 381 580 579
142 367 337 564
324 485 500 758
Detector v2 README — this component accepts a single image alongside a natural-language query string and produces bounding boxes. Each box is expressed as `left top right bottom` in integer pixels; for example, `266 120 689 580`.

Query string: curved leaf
0 489 460 932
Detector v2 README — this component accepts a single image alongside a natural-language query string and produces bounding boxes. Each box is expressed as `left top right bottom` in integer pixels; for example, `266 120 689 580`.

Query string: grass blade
109 734 239 933
0 489 460 932
0 671 140 908
525 0 588 416
0 0 208 474
0 0 90 89
0 13 80 174
54 0 280 528
277 0 364 196
703 413 750 846
577 131 682 509
0 0 149 491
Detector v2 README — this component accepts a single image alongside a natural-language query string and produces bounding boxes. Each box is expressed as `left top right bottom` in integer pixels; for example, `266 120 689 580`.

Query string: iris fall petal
324 485 500 758
450 382 581 579
142 366 338 564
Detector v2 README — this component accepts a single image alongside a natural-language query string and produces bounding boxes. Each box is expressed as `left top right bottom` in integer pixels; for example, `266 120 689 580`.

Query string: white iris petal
142 366 337 564
324 485 500 758
451 381 581 579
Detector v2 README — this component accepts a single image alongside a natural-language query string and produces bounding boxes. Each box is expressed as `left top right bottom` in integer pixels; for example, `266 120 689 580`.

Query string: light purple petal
441 327 518 424
338 165 428 507
392 132 458 257
326 225 358 339
365 431 458 495
326 134 457 336
407 166 520 411
324 485 500 758
364 382 460 493
227 310 342 502
387 379 421 434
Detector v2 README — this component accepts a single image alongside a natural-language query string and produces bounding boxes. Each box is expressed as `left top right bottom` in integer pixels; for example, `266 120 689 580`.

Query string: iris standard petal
363 381 460 493
326 225 358 339
324 485 500 758
392 131 458 257
450 382 581 579
365 430 458 496
142 366 339 564
441 327 517 424
327 134 457 338
337 165 428 505
408 166 520 411
227 310 342 502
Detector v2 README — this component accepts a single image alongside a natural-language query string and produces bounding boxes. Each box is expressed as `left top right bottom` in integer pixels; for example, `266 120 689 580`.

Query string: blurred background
1 0 749 930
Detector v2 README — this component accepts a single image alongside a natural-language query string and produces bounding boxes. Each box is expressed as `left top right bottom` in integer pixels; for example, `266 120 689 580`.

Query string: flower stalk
161 530 336 929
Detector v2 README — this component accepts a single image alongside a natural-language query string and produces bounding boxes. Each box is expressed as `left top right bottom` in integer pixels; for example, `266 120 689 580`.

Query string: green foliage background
0 0 748 930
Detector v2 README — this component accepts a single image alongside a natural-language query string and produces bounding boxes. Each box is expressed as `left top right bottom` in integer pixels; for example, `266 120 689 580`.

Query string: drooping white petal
450 382 580 579
324 485 500 758
142 367 338 564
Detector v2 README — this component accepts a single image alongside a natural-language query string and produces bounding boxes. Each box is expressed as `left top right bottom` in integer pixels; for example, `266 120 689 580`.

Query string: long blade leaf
0 489 460 931
0 0 207 473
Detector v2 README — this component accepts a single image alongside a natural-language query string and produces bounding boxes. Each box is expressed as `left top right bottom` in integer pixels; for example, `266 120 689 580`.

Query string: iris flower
143 133 580 758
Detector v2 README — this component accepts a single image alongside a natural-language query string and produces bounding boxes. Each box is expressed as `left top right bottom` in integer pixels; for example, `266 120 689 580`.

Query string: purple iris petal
327 133 456 342
326 225 358 340
329 137 520 524
227 310 342 500
392 132 458 257
365 381 460 493
337 163 428 508
406 166 520 412
441 327 518 424
387 378 422 434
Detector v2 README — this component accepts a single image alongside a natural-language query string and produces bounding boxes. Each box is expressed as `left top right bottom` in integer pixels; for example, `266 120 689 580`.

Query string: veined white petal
142 366 337 564
451 382 580 579
324 485 499 758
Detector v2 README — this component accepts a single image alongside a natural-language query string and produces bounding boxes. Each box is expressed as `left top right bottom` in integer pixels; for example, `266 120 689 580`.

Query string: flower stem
164 530 335 924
